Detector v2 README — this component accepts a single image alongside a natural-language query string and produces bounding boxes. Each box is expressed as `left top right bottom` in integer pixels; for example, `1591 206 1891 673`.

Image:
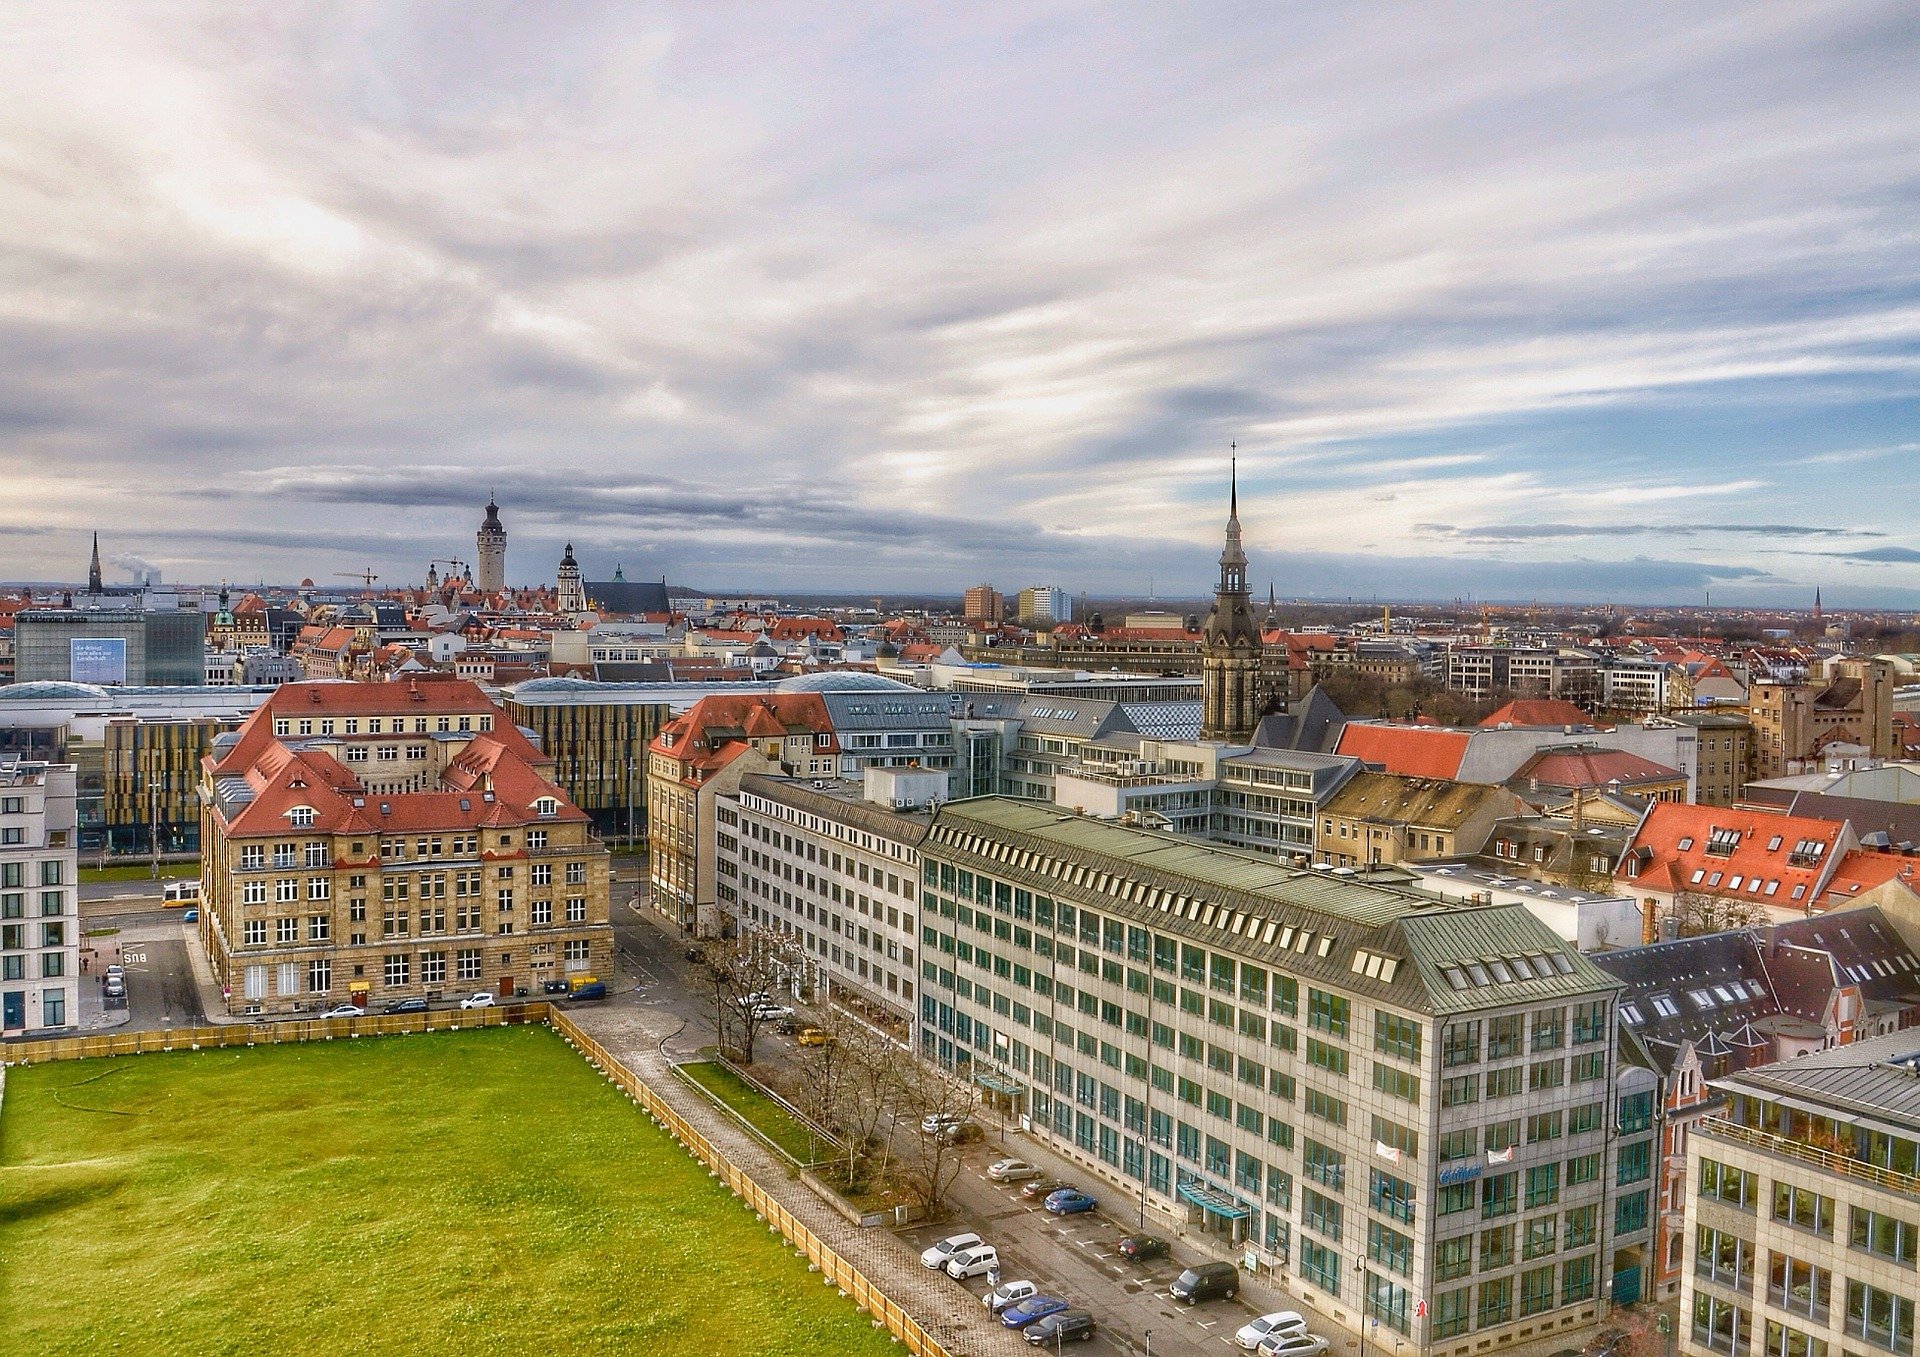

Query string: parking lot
897 1146 1369 1357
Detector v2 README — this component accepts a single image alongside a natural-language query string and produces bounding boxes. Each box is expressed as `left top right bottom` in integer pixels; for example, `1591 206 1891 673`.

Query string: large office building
197 680 612 1015
13 608 205 687
1 761 79 1035
914 799 1638 1349
1681 1030 1920 1357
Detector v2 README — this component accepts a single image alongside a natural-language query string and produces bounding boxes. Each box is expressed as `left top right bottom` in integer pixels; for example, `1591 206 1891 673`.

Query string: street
73 909 207 1032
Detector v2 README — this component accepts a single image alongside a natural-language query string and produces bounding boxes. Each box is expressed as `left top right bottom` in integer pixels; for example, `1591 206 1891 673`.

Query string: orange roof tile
1334 724 1471 780
1479 699 1609 730
1618 801 1847 907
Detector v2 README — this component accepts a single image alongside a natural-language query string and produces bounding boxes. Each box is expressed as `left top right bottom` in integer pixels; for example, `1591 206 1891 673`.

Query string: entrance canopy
1177 1180 1251 1219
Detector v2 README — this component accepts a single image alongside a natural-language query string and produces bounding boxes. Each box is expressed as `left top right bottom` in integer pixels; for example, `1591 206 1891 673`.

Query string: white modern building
1 761 79 1034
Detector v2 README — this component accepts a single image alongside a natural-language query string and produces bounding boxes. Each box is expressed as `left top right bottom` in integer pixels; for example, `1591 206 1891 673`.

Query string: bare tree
1673 889 1765 938
693 924 802 1063
895 1055 981 1219
800 1009 910 1190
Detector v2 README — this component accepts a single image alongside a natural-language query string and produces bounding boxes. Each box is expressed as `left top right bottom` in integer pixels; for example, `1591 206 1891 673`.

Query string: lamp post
1144 1328 1152 1357
1356 1259 1370 1357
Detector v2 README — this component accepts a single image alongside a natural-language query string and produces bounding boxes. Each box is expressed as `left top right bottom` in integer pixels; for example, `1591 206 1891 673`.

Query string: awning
1176 1181 1252 1219
973 1070 1023 1095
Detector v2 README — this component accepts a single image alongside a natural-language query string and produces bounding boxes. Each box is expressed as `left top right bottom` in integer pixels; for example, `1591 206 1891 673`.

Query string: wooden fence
549 1010 952 1357
0 1003 551 1064
1 1003 951 1357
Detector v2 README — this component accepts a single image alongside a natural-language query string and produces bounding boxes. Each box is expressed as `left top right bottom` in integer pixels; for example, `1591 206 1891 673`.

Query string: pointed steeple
88 532 103 593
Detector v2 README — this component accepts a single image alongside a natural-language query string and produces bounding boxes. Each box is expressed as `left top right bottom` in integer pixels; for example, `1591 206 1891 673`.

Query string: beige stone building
1318 772 1527 869
1748 658 1895 780
198 679 611 1014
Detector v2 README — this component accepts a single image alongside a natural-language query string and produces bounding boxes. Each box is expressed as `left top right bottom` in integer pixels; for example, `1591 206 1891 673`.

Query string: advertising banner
70 636 128 685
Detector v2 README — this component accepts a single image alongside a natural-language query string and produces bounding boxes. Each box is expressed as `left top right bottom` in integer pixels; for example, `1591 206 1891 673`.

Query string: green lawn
0 1027 900 1357
79 860 199 883
677 1059 837 1166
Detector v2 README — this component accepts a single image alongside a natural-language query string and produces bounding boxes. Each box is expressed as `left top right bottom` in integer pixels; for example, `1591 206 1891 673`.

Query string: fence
1 1003 951 1357
0 1003 552 1064
549 1010 952 1357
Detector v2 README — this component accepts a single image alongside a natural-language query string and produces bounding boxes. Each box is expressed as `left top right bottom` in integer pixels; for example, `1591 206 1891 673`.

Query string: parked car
104 964 126 984
1257 1334 1330 1357
1025 1310 1096 1345
797 1026 832 1046
1000 1295 1069 1329
939 1121 985 1146
318 1004 364 1018
987 1158 1041 1183
750 1004 795 1021
739 991 773 1008
380 998 430 1015
104 978 127 1000
542 979 572 995
919 1232 984 1269
984 1280 1039 1313
567 982 608 1001
1170 1261 1240 1304
1236 1313 1309 1350
1020 1177 1073 1201
1116 1233 1168 1261
920 1112 965 1135
1044 1188 1097 1215
180 908 198 922
945 1244 1000 1280
459 992 496 1010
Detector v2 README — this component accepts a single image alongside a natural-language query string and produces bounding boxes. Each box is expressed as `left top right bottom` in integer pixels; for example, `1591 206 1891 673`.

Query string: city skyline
2 5 1917 602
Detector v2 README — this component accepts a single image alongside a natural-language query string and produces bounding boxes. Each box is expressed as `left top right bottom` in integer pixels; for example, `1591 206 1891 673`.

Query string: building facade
725 772 930 1029
1681 1032 1920 1357
197 681 611 1015
964 585 1004 623
1748 659 1897 780
14 608 205 687
918 799 1631 1350
1 761 78 1035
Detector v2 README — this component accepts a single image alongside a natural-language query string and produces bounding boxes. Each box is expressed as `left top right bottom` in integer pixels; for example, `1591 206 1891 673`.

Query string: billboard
70 636 128 685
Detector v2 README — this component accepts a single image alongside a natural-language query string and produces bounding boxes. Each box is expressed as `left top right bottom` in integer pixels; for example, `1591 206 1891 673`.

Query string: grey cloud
1418 522 1880 542
1810 546 1920 564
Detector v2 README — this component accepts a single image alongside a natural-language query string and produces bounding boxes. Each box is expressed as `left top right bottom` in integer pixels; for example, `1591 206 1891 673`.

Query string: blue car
180 908 198 922
1002 1295 1070 1329
1044 1188 1098 1215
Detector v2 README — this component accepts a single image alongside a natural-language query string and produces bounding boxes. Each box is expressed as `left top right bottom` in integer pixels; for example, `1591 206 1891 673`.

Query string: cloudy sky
3 3 1917 603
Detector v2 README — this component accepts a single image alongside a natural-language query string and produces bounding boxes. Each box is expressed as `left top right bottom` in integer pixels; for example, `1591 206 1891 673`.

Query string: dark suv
1170 1262 1239 1304
1025 1310 1095 1345
380 997 429 1014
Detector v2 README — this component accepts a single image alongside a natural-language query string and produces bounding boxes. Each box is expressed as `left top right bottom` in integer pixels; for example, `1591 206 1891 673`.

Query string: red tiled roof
648 692 839 781
1617 801 1848 907
1334 724 1471 780
1512 746 1683 791
1479 699 1607 730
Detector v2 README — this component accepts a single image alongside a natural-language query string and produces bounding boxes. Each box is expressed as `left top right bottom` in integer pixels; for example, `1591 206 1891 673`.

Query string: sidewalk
569 1000 1026 1357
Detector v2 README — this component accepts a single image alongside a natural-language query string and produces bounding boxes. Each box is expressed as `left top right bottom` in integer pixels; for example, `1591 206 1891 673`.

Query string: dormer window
290 807 315 827
535 797 559 818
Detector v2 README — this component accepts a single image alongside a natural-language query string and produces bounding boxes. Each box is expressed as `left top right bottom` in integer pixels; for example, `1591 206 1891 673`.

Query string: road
75 909 207 1031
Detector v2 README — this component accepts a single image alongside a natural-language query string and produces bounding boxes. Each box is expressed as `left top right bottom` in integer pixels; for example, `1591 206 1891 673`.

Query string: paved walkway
569 1001 1025 1357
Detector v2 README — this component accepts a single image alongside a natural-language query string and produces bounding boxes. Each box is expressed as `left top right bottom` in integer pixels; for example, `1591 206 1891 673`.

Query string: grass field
677 1058 837 1165
0 1027 903 1356
78 860 198 883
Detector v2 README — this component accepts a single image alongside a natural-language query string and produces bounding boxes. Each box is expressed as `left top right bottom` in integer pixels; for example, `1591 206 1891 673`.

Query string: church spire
88 532 103 593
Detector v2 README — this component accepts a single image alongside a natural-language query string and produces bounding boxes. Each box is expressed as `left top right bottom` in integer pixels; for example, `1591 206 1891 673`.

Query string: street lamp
1144 1328 1152 1357
1356 1259 1370 1357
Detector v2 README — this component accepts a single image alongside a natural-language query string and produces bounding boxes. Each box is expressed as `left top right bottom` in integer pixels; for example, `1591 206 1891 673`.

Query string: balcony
1701 1117 1920 1197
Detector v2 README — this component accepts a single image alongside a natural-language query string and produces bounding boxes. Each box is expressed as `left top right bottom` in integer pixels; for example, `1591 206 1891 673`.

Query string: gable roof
1511 745 1684 793
1322 770 1523 829
1480 699 1609 730
1335 723 1471 780
1617 801 1849 908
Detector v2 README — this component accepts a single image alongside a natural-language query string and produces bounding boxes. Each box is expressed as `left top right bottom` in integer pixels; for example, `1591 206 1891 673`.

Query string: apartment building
1448 648 1601 706
1682 1031 1920 1357
1749 659 1897 780
1670 713 1755 807
1318 773 1527 870
723 770 933 1027
917 798 1636 1350
646 692 839 936
197 681 612 1015
1 761 78 1034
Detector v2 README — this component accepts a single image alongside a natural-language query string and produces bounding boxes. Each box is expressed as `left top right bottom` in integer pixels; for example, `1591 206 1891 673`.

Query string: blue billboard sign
70 636 128 685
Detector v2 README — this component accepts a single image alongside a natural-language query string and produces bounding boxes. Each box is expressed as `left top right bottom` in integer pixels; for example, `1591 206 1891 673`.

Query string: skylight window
1620 1004 1644 1025
1651 995 1678 1018
1442 966 1469 990
1766 836 1782 852
1488 959 1514 983
1509 956 1537 980
1466 962 1491 985
1677 837 1694 851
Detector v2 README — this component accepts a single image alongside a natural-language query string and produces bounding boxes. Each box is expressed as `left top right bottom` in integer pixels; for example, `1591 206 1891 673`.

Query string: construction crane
428 558 468 578
334 568 379 590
